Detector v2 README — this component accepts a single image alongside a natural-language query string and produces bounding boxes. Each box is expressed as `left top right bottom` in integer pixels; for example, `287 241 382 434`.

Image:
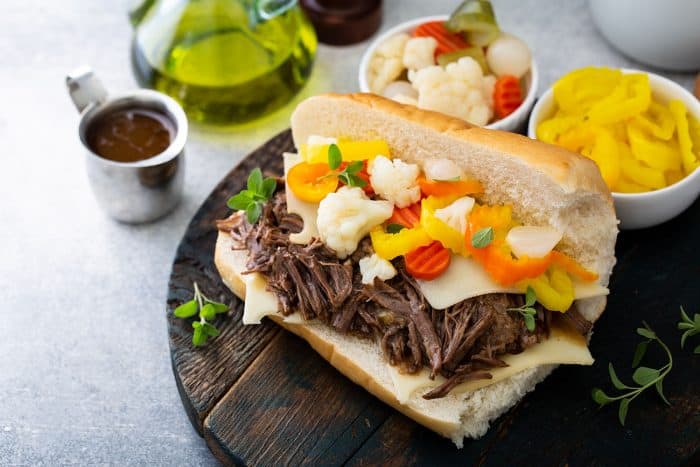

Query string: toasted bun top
291 94 618 320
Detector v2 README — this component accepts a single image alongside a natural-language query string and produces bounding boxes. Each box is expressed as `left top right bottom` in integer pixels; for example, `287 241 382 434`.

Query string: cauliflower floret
482 74 497 108
316 187 393 259
359 253 397 284
403 37 437 70
367 33 410 94
368 156 421 208
434 196 475 234
408 57 494 126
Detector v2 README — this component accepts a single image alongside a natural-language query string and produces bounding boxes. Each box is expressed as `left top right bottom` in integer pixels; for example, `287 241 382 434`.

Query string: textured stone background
0 0 694 465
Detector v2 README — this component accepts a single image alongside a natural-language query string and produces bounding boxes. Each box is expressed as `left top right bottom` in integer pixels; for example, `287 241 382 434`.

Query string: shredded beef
219 191 592 399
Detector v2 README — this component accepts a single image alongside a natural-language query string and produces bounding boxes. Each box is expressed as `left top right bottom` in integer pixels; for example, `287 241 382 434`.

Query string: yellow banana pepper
301 140 391 164
420 196 465 255
520 267 574 313
618 141 666 190
558 126 620 188
587 74 651 125
627 123 682 172
634 101 675 140
370 225 432 260
668 99 700 175
536 115 583 145
554 67 622 114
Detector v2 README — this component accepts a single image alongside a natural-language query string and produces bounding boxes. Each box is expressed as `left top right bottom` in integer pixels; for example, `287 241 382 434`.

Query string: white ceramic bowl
358 15 538 133
589 0 700 71
528 69 700 230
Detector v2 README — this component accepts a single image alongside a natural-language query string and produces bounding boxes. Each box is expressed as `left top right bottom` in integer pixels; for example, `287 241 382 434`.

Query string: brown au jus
87 108 173 163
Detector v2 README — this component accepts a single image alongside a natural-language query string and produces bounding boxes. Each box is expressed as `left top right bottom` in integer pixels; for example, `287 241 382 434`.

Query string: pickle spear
446 0 501 47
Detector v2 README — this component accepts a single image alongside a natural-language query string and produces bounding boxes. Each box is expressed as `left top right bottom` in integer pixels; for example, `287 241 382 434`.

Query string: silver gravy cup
66 67 187 223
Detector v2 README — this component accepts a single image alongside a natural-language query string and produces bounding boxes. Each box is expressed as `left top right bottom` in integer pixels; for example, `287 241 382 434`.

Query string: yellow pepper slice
420 196 465 255
634 101 675 140
301 140 391 164
587 73 651 125
627 123 682 172
618 141 666 190
559 126 620 188
668 99 700 175
520 267 574 313
536 115 582 145
370 225 432 260
553 67 622 114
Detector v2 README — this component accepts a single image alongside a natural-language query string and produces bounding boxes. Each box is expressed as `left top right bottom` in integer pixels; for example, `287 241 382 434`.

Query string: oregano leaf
471 227 494 248
618 398 630 426
608 363 630 390
632 366 660 386
632 340 648 368
174 300 198 319
328 144 342 169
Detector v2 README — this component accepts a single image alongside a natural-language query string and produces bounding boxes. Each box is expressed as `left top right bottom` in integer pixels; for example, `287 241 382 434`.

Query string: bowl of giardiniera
359 1 538 133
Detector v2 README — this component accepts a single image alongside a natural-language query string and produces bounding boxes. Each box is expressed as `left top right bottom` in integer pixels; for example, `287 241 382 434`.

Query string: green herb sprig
591 322 673 426
678 306 700 353
471 226 494 248
173 282 229 346
386 223 406 234
324 144 367 188
227 168 277 223
507 286 537 331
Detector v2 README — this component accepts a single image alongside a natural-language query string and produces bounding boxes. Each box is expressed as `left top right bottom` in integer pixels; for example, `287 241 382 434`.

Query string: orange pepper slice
418 176 483 198
464 205 597 286
287 162 338 203
550 251 598 282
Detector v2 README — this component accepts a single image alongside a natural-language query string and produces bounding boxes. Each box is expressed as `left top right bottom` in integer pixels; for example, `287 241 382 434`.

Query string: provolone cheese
242 272 279 324
283 152 319 244
417 255 608 310
389 324 593 403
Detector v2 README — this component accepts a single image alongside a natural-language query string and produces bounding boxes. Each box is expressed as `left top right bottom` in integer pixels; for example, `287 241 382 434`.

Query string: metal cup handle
66 66 108 113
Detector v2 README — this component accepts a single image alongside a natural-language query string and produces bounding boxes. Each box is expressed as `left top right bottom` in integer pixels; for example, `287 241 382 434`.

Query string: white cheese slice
283 152 319 245
417 255 609 310
417 255 519 309
388 324 593 402
241 272 279 324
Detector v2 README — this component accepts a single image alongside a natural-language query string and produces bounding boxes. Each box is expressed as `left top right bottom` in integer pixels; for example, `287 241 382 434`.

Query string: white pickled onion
486 35 531 79
506 226 563 258
422 158 466 181
382 80 418 100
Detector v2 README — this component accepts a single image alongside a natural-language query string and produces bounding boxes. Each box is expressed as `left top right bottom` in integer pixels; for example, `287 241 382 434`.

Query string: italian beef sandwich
215 93 618 447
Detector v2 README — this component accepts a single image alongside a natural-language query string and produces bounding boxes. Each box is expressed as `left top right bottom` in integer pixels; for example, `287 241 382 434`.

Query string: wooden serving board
167 129 700 466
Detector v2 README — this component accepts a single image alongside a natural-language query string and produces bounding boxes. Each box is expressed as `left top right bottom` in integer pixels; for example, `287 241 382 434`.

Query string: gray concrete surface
0 0 694 465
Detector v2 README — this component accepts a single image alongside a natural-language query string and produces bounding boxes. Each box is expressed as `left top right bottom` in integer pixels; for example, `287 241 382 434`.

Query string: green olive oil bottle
130 0 317 124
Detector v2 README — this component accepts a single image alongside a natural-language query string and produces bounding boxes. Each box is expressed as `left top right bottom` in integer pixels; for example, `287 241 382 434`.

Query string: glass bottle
130 0 317 125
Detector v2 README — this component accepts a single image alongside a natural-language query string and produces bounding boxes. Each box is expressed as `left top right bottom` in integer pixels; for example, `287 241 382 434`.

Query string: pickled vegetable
446 0 500 46
537 67 699 193
437 47 489 74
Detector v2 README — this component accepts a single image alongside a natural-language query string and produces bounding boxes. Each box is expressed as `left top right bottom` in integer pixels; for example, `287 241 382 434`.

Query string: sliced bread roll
215 93 618 446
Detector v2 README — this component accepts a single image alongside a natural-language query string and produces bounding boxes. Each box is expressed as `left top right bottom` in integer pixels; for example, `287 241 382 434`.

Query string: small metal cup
66 67 187 223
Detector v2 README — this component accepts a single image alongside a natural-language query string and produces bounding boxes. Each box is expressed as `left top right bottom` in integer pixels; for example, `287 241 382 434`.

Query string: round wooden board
167 129 699 466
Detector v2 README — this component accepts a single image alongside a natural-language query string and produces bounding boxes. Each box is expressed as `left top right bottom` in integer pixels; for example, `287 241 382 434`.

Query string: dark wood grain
167 129 700 466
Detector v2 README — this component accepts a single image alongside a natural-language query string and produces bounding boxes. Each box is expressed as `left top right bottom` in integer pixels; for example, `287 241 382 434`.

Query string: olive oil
131 1 316 125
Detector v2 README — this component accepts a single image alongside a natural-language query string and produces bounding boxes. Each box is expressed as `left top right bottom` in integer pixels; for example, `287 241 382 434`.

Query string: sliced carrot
413 21 469 58
418 176 483 198
388 202 422 228
405 241 451 280
493 75 524 119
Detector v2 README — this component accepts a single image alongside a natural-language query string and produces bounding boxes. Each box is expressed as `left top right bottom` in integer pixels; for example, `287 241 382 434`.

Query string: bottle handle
66 66 108 114
254 0 297 21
